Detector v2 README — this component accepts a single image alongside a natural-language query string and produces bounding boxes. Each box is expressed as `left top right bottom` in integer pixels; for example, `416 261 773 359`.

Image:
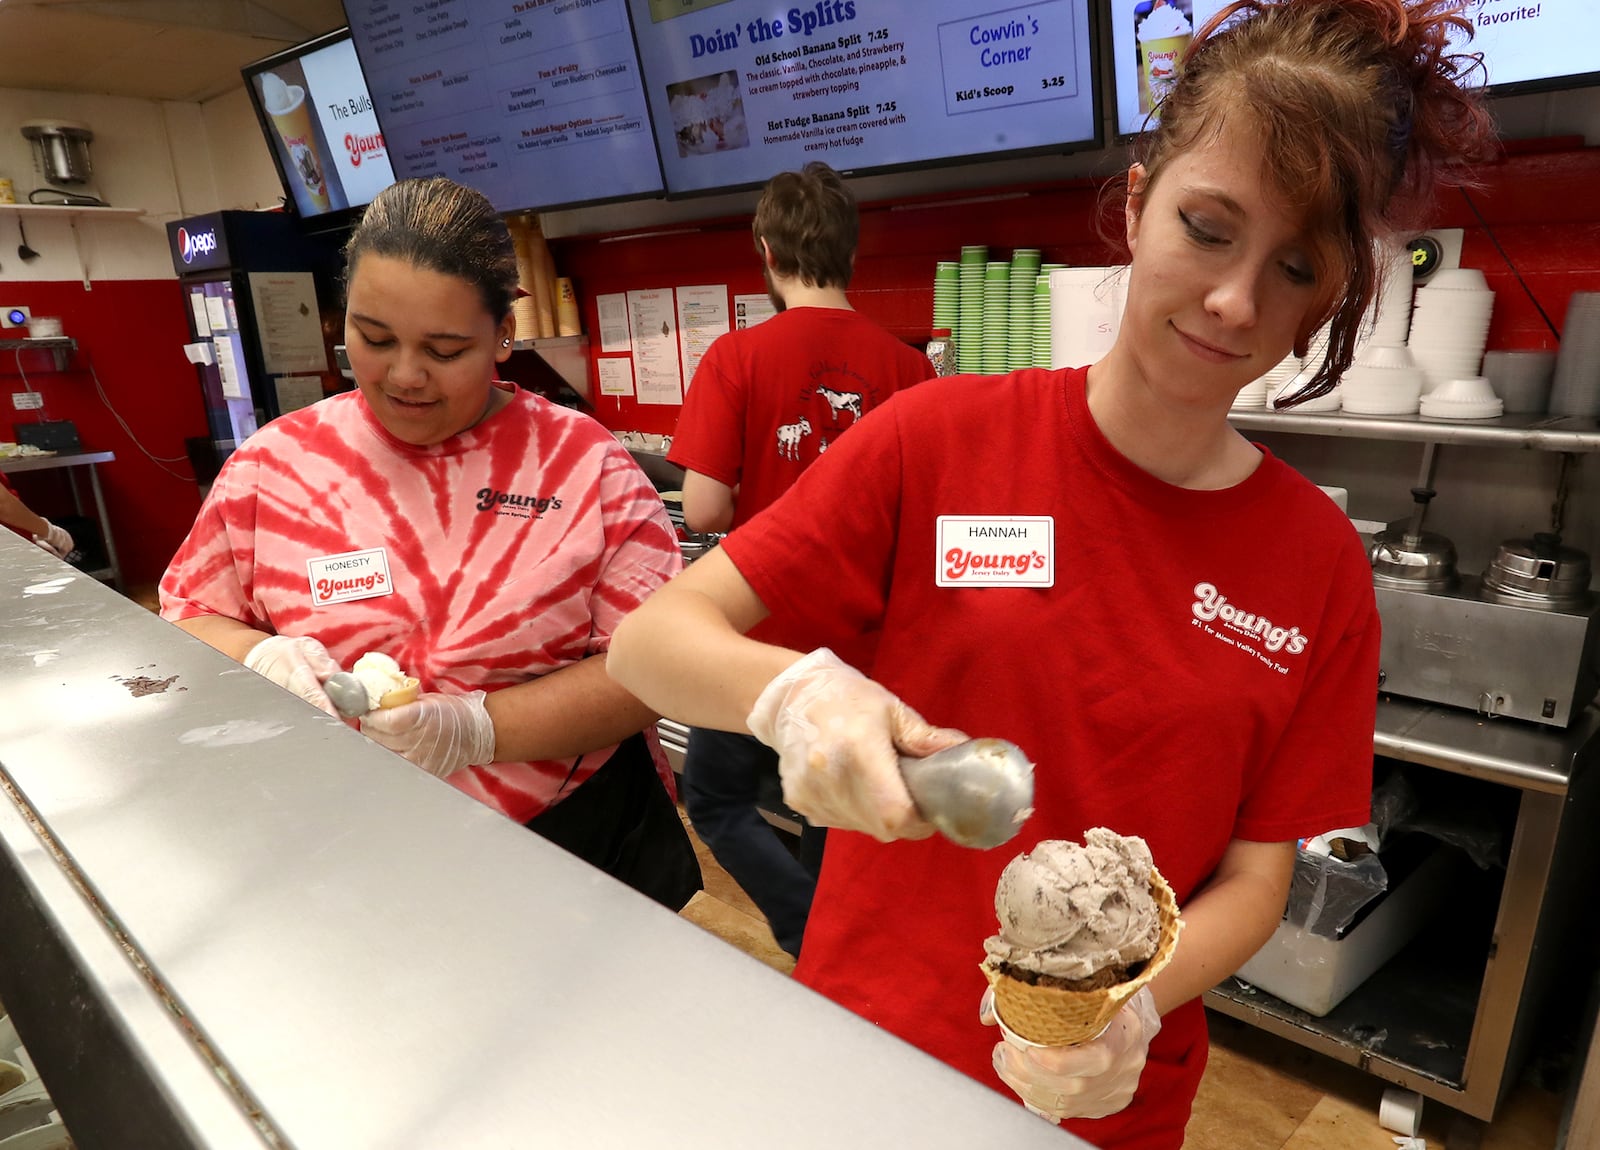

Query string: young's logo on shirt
1190 581 1309 673
476 487 564 519
306 548 393 607
936 517 1054 588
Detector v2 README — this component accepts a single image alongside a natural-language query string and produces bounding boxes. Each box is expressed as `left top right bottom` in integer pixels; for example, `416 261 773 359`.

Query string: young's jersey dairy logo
176 226 218 264
306 548 394 606
936 516 1054 588
476 487 563 519
344 129 385 167
1190 581 1309 674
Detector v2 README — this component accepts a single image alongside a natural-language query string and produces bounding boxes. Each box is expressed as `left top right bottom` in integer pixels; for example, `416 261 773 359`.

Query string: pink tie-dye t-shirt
160 386 681 822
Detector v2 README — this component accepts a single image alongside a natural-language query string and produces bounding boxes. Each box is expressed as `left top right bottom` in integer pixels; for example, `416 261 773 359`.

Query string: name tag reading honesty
936 516 1054 588
306 548 394 606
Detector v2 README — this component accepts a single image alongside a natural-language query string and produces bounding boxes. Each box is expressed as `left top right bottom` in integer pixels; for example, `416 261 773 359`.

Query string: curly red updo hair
1133 0 1496 404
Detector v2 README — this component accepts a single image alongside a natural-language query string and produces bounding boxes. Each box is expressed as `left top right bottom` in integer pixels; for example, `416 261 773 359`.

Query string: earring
502 338 512 347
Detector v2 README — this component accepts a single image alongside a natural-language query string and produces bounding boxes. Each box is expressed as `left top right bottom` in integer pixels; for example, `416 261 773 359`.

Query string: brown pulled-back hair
1135 0 1494 405
752 162 858 289
345 176 519 322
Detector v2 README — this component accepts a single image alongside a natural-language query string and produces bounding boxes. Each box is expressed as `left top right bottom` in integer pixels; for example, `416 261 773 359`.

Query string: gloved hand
980 985 1162 1123
745 647 966 842
360 690 496 778
31 520 74 559
243 634 342 717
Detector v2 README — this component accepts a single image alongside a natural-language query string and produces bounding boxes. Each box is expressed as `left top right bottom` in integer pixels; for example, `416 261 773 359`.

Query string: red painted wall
552 140 1600 435
2 280 207 587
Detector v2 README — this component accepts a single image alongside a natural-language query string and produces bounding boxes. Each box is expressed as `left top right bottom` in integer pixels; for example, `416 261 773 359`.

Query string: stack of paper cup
1032 264 1066 369
982 262 1010 375
1366 241 1415 348
958 246 987 373
933 261 959 341
1341 344 1424 415
555 277 581 337
1007 249 1041 371
1407 267 1494 394
1482 349 1557 413
1548 292 1600 417
1050 268 1127 370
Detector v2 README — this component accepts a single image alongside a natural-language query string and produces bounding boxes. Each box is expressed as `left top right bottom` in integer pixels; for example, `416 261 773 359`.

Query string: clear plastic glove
980 985 1162 1123
243 634 342 717
31 520 73 560
360 690 496 778
745 647 967 842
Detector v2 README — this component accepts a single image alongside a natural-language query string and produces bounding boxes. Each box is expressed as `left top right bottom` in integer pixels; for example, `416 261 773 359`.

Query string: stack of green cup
1034 264 1068 368
982 262 1011 374
1008 249 1041 371
933 261 958 341
958 246 988 374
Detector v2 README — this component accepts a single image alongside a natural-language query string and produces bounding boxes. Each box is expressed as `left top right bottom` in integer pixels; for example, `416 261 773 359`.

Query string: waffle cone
377 677 420 709
982 869 1182 1046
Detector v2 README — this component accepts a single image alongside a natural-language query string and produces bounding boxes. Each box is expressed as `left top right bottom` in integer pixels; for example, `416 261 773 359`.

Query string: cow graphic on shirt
815 384 863 424
776 416 811 460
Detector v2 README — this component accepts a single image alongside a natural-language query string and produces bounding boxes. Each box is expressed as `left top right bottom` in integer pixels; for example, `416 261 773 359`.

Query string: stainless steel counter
0 533 1080 1149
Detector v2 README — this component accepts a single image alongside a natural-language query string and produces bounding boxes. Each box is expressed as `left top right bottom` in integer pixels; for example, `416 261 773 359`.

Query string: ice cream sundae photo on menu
666 70 750 157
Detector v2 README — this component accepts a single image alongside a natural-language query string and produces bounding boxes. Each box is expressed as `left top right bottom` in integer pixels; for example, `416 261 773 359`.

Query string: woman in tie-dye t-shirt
160 177 699 908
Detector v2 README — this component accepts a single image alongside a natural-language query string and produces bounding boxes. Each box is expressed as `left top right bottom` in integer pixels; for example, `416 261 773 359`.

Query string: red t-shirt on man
668 305 932 529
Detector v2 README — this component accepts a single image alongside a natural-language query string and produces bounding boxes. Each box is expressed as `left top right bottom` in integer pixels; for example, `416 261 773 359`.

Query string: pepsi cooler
166 212 345 471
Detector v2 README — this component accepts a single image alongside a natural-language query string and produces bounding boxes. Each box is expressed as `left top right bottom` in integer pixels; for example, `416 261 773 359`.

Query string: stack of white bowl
1364 241 1416 348
1341 344 1425 414
1420 375 1503 419
1271 368 1341 411
1234 353 1299 409
1406 267 1495 393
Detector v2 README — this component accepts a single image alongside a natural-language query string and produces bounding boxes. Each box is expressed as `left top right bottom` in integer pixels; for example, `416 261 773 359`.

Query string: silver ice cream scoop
898 738 1035 850
323 671 371 719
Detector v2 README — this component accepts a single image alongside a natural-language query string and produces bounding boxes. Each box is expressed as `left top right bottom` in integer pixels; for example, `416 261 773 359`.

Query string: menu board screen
1109 0 1599 138
244 30 397 219
628 0 1099 195
344 0 665 212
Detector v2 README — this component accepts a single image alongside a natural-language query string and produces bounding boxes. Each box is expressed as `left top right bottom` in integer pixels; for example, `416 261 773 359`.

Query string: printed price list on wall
347 0 664 211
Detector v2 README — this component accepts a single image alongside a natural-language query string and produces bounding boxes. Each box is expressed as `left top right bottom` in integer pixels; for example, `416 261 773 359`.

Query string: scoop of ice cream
260 71 295 114
1137 2 1193 41
983 828 1162 982
351 652 408 707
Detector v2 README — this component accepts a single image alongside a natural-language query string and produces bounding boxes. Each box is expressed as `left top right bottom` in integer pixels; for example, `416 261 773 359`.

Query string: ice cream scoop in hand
360 690 495 778
324 652 421 717
746 647 1033 847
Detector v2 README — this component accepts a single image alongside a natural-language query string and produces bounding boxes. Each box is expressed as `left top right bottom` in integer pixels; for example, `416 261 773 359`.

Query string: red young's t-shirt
668 306 932 528
720 367 1379 1150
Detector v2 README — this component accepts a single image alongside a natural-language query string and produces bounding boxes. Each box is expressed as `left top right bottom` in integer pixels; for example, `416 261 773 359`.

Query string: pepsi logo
177 226 218 264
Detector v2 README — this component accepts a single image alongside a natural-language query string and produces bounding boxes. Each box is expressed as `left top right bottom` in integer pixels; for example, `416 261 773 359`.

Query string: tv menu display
245 30 397 219
628 0 1099 196
344 0 664 213
1109 0 1599 138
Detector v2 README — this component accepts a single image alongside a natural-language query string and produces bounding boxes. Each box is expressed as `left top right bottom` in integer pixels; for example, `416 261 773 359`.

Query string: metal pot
1370 523 1459 593
1480 533 1592 607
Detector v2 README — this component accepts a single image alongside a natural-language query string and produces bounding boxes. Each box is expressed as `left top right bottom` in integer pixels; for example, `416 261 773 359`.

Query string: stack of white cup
1341 344 1425 415
1235 352 1299 409
1407 268 1495 393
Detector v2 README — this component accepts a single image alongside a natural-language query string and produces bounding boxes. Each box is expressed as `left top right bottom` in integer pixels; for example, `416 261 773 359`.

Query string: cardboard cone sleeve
982 869 1182 1046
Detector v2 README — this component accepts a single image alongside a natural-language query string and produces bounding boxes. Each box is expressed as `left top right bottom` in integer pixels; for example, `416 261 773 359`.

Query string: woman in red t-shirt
610 2 1496 1147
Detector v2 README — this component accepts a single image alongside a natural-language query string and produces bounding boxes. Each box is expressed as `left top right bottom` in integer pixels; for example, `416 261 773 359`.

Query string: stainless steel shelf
0 338 76 352
1373 696 1597 795
1230 409 1600 452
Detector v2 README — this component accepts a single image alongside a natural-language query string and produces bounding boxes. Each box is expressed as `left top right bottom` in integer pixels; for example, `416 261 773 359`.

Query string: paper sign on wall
676 285 728 387
597 357 634 397
597 293 631 354
250 272 328 375
733 294 778 329
626 288 683 406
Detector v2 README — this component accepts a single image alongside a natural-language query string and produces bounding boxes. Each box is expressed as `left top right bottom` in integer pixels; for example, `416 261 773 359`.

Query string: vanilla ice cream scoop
324 653 419 717
260 71 294 114
983 828 1162 982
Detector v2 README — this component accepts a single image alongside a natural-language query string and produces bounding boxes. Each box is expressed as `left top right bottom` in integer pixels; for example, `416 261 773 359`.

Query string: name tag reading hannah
936 516 1054 588
306 548 394 606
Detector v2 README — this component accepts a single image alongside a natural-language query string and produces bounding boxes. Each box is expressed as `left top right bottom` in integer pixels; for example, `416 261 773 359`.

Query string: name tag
936 516 1054 588
306 548 394 606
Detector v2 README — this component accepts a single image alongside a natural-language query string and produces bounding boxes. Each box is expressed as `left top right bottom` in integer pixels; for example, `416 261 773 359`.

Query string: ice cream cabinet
165 211 345 475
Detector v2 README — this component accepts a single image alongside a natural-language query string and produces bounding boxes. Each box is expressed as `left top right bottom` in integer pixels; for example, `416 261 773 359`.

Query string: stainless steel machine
1373 448 1600 727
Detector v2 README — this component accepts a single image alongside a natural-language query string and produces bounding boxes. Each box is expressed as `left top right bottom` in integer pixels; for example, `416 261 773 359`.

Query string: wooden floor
676 813 1567 1150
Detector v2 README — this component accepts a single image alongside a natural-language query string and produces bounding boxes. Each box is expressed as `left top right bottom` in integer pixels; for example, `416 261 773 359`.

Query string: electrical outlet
12 392 44 410
1 307 32 329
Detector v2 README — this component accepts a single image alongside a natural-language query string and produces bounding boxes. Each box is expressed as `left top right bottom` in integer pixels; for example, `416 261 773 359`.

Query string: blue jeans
681 728 824 958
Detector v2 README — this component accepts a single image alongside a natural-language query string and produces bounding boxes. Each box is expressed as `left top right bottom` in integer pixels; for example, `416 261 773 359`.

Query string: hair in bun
1134 0 1496 402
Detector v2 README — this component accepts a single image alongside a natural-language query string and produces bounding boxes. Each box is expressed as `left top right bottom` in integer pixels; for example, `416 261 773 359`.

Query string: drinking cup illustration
261 71 332 212
1137 1 1193 114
